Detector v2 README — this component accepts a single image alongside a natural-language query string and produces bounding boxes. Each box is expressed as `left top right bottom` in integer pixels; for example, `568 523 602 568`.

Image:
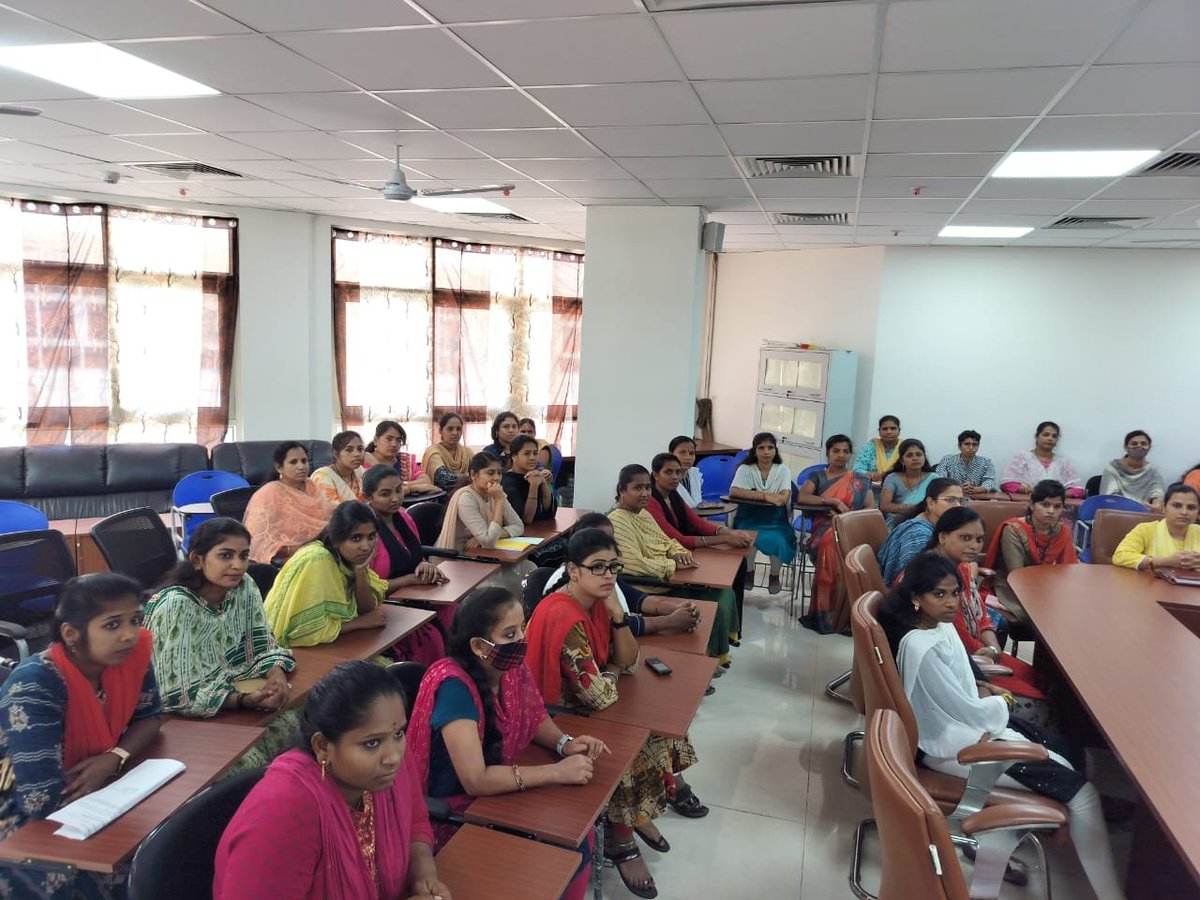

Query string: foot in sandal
606 830 657 898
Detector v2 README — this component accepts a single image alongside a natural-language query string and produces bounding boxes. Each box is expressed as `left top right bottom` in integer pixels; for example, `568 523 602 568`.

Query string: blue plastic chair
172 471 251 549
1074 494 1147 561
547 444 563 482
0 501 49 535
697 455 739 502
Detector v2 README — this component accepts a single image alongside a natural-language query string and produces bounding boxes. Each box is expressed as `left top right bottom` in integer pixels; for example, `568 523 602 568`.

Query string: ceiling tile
950 213 1056 227
1019 114 1200 150
749 198 856 213
868 118 1034 153
694 76 870 125
616 156 737 179
881 0 1143 72
218 180 323 199
1101 0 1200 64
34 100 196 135
544 179 657 200
396 158 525 181
0 7 81 44
1099 176 1200 200
8 0 249 39
122 133 279 161
449 129 600 157
120 36 350 93
858 198 961 213
205 0 426 30
243 93 425 131
960 199 1076 215
657 6 877 80
864 153 1001 178
21 135 184 163
452 17 679 85
335 131 484 159
263 178 378 199
0 69 90 102
0 116 91 140
529 83 708 127
642 178 749 199
1070 198 1198 216
705 211 773 224
218 158 339 179
227 131 367 159
974 177 1112 200
420 0 636 24
1139 212 1200 229
380 89 557 129
719 122 866 155
578 197 664 206
750 178 859 199
1052 65 1200 115
276 30 505 90
856 213 953 227
581 125 727 157
862 176 979 198
122 96 312 133
875 68 1074 120
502 157 631 179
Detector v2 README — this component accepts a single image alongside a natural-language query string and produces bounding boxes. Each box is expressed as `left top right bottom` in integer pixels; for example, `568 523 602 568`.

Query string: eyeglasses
937 496 970 506
583 561 624 576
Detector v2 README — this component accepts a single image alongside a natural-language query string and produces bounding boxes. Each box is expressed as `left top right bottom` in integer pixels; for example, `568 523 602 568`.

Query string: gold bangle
511 764 526 792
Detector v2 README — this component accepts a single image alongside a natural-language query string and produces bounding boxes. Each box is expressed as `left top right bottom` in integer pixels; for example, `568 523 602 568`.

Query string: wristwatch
612 613 631 630
107 746 131 773
556 734 575 757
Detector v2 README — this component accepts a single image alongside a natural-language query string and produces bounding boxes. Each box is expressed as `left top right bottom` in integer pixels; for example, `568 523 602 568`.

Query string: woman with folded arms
729 431 797 595
1113 483 1200 571
517 417 554 469
310 430 366 504
1099 430 1165 511
406 587 607 900
144 518 297 770
668 436 704 507
363 420 436 497
215 661 449 900
244 441 335 564
853 414 902 482
876 477 963 585
420 412 473 492
879 438 938 527
264 501 388 648
501 434 557 524
879 554 1124 900
480 410 520 468
1001 421 1085 498
0 573 162 900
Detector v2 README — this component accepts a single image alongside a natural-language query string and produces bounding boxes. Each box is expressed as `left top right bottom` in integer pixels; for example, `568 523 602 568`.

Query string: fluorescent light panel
939 226 1034 239
0 43 217 99
411 197 513 215
992 150 1159 179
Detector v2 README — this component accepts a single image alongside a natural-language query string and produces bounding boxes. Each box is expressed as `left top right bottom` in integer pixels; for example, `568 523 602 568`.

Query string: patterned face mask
480 638 528 671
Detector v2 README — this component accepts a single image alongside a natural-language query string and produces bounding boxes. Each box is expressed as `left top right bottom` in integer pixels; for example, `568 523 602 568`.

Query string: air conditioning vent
1047 216 1149 229
463 213 532 223
127 162 244 180
739 155 856 178
773 212 849 226
1137 152 1200 175
646 0 852 9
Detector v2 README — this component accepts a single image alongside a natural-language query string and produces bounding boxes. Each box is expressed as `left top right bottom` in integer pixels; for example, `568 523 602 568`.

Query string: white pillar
573 206 707 511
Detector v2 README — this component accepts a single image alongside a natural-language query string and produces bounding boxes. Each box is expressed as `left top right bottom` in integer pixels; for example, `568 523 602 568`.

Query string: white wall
707 247 885 447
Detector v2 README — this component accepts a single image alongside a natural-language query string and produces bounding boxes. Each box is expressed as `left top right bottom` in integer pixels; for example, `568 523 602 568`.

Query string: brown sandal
605 841 658 898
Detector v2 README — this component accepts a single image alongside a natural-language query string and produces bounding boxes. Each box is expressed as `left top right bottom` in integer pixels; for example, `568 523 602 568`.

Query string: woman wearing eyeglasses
876 477 964 585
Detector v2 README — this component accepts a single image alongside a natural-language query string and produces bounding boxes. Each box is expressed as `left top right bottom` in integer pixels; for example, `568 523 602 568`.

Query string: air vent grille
1047 216 1149 229
739 155 855 178
1137 152 1200 175
127 162 244 180
773 212 849 226
463 213 532 223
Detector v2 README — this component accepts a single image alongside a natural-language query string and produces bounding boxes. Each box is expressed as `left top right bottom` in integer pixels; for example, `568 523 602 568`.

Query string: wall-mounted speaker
701 221 725 252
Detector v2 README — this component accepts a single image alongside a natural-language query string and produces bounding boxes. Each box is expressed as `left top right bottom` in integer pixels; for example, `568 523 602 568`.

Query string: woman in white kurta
727 432 796 594
1000 420 1084 497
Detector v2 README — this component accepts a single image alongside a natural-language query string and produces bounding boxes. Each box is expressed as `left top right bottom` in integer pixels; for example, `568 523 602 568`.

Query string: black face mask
480 638 528 671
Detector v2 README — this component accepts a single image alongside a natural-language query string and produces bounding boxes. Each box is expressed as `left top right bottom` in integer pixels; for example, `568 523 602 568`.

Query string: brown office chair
864 709 1065 900
1090 509 1162 566
837 543 885 786
970 501 1027 551
822 511 889 703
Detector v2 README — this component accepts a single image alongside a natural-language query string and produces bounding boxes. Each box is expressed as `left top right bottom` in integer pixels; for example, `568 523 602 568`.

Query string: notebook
1155 567 1200 587
493 537 544 551
47 758 186 840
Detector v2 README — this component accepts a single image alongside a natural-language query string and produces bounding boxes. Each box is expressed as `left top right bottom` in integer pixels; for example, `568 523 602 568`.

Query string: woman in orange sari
797 434 875 634
244 441 335 564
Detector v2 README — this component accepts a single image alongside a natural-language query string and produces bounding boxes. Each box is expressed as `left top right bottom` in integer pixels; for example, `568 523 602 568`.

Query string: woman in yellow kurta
264 501 389 648
1113 483 1200 571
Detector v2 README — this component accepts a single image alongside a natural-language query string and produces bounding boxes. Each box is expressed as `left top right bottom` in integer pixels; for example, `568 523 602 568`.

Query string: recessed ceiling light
939 226 1034 239
411 197 513 215
992 150 1159 179
0 43 217 99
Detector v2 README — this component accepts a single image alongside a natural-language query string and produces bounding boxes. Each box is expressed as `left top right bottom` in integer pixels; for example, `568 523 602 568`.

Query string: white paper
47 758 186 840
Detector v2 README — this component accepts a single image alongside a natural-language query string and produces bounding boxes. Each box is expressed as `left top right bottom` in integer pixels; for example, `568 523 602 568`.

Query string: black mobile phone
646 657 672 676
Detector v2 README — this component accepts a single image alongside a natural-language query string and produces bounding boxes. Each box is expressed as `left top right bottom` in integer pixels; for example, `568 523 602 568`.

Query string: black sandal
605 841 658 898
668 786 710 818
634 825 671 852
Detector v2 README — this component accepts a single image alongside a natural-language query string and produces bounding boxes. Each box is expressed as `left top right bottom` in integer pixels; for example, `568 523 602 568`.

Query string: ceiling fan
303 145 515 203
0 105 41 116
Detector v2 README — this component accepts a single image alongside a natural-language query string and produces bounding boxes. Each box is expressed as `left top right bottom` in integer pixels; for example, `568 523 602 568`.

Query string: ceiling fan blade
418 184 515 198
0 104 42 117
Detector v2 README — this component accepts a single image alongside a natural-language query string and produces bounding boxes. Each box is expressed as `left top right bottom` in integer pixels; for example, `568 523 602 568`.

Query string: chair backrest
246 562 280 597
210 486 256 522
795 463 827 488
833 508 889 556
386 660 428 717
970 500 1027 550
866 709 967 900
1075 493 1148 525
1091 509 1163 566
172 470 251 507
127 767 266 900
407 501 447 546
845 543 886 596
850 591 920 758
0 500 50 535
547 444 564 481
1085 474 1102 498
0 530 76 635
522 566 558 616
89 508 179 592
696 455 738 502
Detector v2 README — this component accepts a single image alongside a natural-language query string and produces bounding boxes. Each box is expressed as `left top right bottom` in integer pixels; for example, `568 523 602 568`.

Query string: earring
320 759 328 781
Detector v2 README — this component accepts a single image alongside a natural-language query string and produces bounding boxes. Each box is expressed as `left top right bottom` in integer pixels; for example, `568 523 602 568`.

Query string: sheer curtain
0 199 27 446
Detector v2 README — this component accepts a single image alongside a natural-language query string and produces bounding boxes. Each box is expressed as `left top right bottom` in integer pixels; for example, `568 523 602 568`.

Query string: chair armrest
957 739 1049 767
0 620 27 642
423 795 463 824
961 801 1067 835
421 546 462 559
975 663 1014 677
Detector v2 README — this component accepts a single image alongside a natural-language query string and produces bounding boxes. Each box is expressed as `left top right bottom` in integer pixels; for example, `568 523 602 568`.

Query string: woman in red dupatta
985 479 1078 628
797 435 875 634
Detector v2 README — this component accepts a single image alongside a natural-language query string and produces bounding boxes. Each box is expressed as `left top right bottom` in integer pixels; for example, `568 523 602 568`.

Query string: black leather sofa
210 440 333 487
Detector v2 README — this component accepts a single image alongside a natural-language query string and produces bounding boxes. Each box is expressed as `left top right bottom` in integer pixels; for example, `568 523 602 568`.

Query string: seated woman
0 573 162 900
797 434 876 634
924 508 1046 724
214 661 449 900
668 435 704 507
420 412 473 492
728 431 797 595
876 477 963 585
879 438 938 527
529 529 708 900
1001 421 1085 498
610 464 739 667
310 430 365 504
480 410 520 468
878 554 1125 900
361 466 453 665
935 429 998 495
363 420 435 497
517 417 554 469
1099 430 1164 511
144 518 297 770
244 440 335 564
1113 482 1200 571
406 587 607 900
984 479 1078 628
437 453 524 553
853 414 902 482
501 434 558 524
264 501 388 648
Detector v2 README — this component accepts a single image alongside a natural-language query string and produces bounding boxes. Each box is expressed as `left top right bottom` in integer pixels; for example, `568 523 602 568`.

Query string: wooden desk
402 487 445 506
694 440 741 459
590 647 716 739
464 714 649 848
387 559 498 606
669 547 743 590
1010 565 1200 896
473 508 592 563
0 720 263 874
436 824 581 900
640 599 716 657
